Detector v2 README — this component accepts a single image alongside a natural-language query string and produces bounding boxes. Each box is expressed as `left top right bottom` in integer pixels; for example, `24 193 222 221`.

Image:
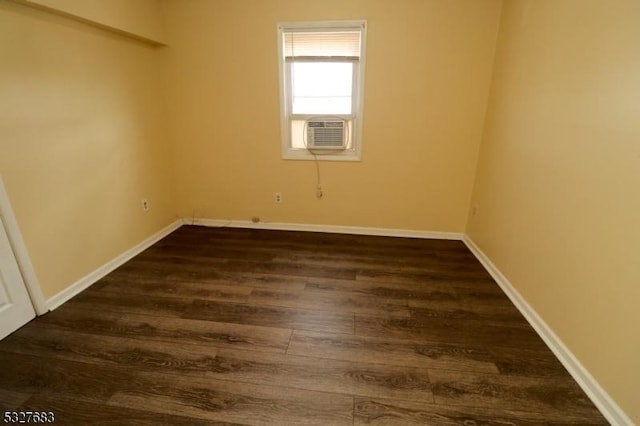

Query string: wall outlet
275 192 282 204
251 216 260 223
141 198 149 212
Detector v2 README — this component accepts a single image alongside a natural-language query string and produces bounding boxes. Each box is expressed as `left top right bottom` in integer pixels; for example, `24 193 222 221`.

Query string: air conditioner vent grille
306 120 346 149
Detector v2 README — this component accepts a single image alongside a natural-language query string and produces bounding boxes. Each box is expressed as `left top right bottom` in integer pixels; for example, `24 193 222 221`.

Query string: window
278 21 367 161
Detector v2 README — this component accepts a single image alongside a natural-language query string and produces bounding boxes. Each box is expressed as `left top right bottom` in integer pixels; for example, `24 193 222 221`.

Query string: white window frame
277 20 367 161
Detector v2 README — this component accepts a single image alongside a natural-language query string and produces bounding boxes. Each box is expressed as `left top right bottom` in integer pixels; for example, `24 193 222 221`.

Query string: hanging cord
314 153 323 198
302 117 352 200
301 119 324 199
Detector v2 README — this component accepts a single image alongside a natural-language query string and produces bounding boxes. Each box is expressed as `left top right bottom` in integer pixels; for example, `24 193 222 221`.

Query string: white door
0 214 35 340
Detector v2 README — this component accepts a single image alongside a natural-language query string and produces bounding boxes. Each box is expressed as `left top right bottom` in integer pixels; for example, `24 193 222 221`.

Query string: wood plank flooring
0 226 608 425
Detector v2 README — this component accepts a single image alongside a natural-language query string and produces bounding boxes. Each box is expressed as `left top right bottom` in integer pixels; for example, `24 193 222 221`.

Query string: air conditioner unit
306 119 346 150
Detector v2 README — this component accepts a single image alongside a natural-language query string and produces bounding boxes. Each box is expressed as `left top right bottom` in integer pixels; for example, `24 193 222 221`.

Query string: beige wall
468 0 640 420
0 1 176 298
9 0 166 44
161 0 502 232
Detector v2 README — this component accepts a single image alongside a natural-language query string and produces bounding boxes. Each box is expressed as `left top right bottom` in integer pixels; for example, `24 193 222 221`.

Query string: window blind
283 31 361 60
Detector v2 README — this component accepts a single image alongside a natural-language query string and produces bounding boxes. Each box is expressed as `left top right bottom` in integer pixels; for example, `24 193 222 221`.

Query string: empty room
0 0 638 424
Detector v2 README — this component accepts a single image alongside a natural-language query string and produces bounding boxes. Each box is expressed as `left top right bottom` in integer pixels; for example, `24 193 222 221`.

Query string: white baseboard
463 235 632 426
187 218 464 241
46 219 183 311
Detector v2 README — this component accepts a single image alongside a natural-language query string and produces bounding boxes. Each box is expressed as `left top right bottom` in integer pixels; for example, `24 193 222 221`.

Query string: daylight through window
278 21 366 160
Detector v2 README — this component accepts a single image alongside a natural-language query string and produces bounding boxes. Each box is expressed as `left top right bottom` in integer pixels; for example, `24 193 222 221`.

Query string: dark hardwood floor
0 226 608 425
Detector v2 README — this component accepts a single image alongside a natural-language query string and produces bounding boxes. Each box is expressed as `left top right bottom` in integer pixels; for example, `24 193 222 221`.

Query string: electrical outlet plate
275 192 282 204
141 198 149 212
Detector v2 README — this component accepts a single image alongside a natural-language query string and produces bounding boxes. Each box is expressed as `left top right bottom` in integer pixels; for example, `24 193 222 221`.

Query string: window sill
282 148 361 162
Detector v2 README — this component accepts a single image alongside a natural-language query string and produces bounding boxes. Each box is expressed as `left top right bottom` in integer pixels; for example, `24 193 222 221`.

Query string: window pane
292 62 353 115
